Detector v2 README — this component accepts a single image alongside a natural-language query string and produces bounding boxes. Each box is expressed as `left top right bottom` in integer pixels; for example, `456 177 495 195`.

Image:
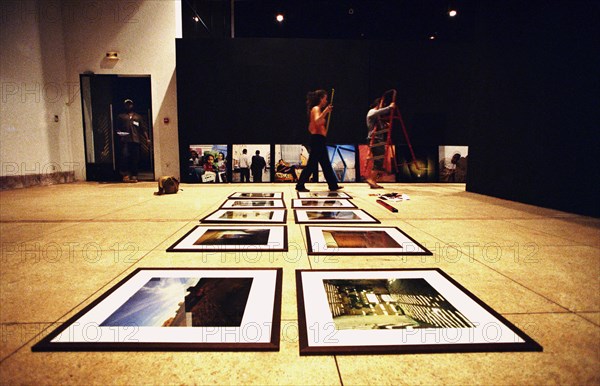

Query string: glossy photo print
305 226 431 255
396 145 438 182
358 144 397 183
200 209 287 224
326 144 356 182
273 144 310 183
232 144 271 183
291 199 356 209
220 199 286 209
167 226 287 252
294 209 379 224
187 144 228 183
32 268 283 351
228 192 284 199
439 146 468 183
296 269 542 355
296 191 352 199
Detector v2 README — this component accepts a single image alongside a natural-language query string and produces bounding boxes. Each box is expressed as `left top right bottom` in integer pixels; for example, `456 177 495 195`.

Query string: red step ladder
366 89 417 176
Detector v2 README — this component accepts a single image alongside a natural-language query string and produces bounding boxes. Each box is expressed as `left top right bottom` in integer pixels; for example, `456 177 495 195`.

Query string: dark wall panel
176 33 599 217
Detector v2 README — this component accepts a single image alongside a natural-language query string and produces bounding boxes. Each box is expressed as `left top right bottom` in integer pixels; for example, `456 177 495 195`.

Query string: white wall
0 0 181 180
0 0 71 177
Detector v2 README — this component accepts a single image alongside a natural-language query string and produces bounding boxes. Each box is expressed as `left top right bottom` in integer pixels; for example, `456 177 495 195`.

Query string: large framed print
294 209 379 224
32 268 283 351
296 269 542 355
200 209 287 224
292 199 357 209
229 192 283 199
187 144 229 183
232 144 271 182
167 226 287 252
297 191 352 199
220 199 285 209
306 226 431 255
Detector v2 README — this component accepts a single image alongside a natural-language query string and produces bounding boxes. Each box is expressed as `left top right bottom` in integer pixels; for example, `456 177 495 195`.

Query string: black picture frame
32 268 283 352
296 268 543 355
200 209 287 224
291 199 357 209
297 191 352 199
167 225 288 252
228 192 284 199
305 226 432 255
220 199 286 209
293 209 379 224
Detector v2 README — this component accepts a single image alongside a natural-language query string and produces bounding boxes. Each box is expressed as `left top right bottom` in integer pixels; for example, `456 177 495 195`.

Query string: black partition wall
176 25 599 217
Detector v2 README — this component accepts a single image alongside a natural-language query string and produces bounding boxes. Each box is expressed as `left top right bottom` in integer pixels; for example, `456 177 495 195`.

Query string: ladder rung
371 155 386 160
373 129 390 134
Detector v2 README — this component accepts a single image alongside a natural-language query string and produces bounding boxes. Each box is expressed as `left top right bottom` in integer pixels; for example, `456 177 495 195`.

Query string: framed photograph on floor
32 268 283 351
200 209 287 224
297 191 352 199
220 199 286 209
294 209 379 224
229 192 283 199
167 225 287 252
292 199 357 209
306 226 431 255
296 268 543 355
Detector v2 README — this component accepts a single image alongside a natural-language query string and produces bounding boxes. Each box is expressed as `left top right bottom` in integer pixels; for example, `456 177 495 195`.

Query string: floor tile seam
0 221 86 245
431 236 588 315
501 311 574 316
143 220 199 254
575 314 600 328
464 254 574 314
86 196 161 220
0 250 154 365
333 356 344 386
402 219 586 248
501 218 600 248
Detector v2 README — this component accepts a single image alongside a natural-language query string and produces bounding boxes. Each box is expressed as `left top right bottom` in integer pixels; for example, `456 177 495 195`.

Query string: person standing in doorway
238 149 250 182
295 89 342 192
116 99 150 183
251 150 267 182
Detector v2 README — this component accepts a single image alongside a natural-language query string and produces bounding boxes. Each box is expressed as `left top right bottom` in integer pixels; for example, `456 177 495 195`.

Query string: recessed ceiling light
276 13 284 23
449 9 458 17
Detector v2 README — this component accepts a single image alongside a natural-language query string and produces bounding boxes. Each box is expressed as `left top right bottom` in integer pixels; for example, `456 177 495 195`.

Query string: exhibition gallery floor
0 182 598 385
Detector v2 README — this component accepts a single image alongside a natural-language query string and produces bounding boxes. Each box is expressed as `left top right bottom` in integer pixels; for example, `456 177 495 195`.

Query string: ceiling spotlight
193 15 200 22
448 9 457 17
275 13 284 23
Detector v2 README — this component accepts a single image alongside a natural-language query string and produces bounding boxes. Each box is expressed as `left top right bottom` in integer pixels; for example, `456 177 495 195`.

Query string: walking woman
295 89 342 192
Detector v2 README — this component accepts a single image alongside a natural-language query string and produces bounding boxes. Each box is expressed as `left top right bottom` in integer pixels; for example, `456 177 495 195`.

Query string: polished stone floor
0 182 598 385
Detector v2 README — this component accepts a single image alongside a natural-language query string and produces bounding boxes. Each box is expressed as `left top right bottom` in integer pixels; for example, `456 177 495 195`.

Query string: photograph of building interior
1 0 598 384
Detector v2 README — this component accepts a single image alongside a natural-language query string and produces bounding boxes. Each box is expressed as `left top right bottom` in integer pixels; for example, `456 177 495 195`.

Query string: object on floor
32 268 283 352
200 209 287 224
305 226 431 255
294 209 379 224
167 225 287 252
296 268 543 355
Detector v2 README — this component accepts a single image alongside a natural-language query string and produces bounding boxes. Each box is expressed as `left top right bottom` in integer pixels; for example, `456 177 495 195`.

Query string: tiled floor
0 182 598 385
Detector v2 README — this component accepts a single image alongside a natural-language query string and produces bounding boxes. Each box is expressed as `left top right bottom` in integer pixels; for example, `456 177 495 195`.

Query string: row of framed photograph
165 225 431 255
32 192 541 355
185 144 468 183
33 268 542 354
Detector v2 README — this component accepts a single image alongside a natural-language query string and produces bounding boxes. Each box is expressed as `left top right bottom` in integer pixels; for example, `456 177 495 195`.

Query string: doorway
80 74 154 182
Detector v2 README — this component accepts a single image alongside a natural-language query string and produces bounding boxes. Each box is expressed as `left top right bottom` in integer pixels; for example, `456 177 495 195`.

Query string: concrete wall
0 0 181 182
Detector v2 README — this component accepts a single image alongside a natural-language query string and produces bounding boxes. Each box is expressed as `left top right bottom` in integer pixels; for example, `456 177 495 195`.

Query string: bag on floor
155 176 179 195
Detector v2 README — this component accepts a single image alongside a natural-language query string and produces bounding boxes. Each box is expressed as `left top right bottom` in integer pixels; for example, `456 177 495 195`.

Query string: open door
81 74 154 181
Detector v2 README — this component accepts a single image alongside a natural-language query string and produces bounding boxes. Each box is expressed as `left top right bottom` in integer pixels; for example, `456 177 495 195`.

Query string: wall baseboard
0 171 76 190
